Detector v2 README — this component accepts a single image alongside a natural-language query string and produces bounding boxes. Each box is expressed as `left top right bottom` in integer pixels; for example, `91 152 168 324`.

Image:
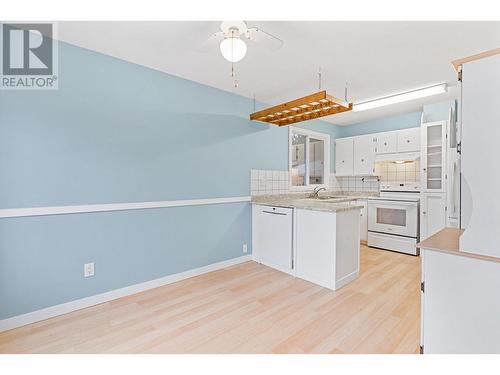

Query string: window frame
288 126 330 191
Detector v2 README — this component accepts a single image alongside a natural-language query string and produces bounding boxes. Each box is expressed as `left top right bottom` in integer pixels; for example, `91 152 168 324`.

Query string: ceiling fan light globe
220 37 247 62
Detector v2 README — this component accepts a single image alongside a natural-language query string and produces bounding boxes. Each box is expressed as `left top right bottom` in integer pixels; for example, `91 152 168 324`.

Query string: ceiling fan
201 21 283 63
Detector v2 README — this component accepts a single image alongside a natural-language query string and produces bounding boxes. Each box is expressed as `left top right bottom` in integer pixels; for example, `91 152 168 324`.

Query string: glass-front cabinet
421 121 448 193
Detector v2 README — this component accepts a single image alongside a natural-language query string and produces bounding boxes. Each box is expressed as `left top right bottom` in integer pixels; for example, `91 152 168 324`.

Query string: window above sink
288 126 330 191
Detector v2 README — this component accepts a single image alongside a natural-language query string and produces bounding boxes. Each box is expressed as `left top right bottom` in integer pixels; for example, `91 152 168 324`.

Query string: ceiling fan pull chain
318 67 322 90
231 62 238 88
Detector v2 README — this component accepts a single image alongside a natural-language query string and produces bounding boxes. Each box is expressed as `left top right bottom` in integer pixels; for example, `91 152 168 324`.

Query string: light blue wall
422 100 455 123
0 41 339 319
337 111 422 138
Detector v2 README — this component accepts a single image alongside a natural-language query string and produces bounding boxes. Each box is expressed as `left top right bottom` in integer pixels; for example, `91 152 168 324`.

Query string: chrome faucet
310 186 327 199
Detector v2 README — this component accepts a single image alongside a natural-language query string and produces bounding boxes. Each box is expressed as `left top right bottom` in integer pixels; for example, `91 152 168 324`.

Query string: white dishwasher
252 204 294 274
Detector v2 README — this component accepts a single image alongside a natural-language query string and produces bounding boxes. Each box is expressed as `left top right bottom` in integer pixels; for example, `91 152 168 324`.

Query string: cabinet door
353 135 376 176
422 249 500 353
420 193 446 240
460 54 500 258
357 200 368 242
295 209 336 290
335 138 354 176
397 127 421 152
376 132 398 154
252 205 293 273
421 121 447 193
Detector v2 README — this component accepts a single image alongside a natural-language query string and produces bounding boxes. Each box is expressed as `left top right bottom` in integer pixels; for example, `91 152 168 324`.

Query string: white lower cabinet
420 193 446 240
252 204 360 290
355 199 368 242
252 205 293 274
295 208 360 290
421 249 500 353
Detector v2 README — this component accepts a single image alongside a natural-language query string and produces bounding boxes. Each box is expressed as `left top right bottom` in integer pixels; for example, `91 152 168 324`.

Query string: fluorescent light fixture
352 84 447 112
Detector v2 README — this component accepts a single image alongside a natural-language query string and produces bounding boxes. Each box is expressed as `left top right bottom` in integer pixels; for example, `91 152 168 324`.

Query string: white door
397 127 421 152
421 121 447 193
376 132 398 154
335 138 354 176
420 193 446 240
252 205 293 273
353 135 376 176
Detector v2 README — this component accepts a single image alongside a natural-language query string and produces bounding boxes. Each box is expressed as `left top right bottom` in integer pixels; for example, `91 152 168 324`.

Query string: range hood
375 151 420 163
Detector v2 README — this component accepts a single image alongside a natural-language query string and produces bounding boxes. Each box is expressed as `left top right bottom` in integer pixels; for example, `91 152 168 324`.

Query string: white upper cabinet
397 127 421 152
335 138 354 176
353 135 376 175
376 132 398 154
335 127 420 177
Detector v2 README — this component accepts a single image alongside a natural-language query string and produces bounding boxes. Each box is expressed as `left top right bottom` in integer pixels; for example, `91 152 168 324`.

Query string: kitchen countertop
417 227 500 264
251 194 366 213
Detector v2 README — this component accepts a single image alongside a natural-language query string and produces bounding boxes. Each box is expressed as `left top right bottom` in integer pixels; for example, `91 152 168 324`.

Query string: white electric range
367 183 420 256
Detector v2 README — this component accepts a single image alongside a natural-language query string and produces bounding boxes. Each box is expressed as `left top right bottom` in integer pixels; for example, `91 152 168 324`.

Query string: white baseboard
0 255 252 333
335 270 359 290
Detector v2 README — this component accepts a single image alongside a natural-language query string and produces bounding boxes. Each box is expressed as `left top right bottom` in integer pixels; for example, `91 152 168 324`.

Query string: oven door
368 200 418 238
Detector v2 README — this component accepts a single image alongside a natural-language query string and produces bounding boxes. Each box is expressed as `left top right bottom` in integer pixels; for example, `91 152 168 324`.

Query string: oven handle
368 201 417 207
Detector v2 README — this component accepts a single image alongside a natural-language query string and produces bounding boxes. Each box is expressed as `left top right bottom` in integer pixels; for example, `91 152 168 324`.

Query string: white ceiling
57 21 500 125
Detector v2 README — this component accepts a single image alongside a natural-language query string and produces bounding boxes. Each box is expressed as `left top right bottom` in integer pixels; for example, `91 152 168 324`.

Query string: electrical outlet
242 243 248 253
84 262 95 278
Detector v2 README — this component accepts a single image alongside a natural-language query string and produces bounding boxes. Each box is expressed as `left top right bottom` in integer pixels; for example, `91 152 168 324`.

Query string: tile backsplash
251 162 420 196
250 169 290 195
333 176 380 193
375 160 420 184
250 169 379 196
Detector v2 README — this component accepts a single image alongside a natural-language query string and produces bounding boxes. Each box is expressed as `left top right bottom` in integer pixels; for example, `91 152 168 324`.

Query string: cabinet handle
422 211 427 215
262 210 287 216
407 139 410 143
361 159 364 162
423 168 427 172
384 142 387 146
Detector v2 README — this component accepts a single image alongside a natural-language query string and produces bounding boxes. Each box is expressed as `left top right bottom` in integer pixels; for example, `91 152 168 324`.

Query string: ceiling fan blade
197 31 225 53
245 27 283 51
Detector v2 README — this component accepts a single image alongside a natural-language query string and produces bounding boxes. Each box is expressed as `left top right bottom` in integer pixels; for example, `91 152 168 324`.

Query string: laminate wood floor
0 245 421 354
